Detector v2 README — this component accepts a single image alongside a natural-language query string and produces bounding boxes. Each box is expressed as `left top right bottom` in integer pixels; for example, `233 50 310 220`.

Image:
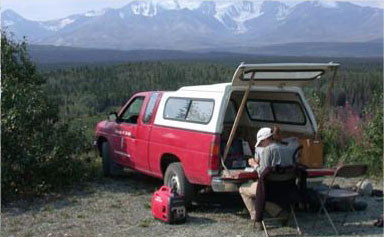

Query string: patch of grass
139 218 153 228
60 212 70 219
110 199 122 209
134 189 153 196
110 203 120 209
23 231 34 237
69 198 79 204
42 205 54 213
131 190 146 196
77 213 87 219
143 202 151 209
6 219 20 233
47 218 56 224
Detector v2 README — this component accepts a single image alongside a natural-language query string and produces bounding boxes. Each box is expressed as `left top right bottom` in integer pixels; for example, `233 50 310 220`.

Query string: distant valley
28 41 383 65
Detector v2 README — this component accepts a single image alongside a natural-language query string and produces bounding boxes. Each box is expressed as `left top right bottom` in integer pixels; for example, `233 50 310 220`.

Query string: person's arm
257 147 272 175
248 147 264 168
255 147 264 163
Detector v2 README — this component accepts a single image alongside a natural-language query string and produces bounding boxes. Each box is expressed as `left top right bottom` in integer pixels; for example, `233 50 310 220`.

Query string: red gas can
151 186 186 224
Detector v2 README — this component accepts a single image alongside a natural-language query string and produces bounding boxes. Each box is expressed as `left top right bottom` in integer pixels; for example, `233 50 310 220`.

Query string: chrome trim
208 170 219 176
211 177 241 192
114 150 131 158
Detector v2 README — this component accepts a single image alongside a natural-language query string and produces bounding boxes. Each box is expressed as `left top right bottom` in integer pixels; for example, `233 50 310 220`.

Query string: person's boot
253 221 263 231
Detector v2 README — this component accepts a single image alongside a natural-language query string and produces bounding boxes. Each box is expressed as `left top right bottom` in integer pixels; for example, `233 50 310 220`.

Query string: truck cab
95 62 339 202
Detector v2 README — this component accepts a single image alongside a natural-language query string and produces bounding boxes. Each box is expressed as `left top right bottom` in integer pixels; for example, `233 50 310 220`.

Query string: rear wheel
164 162 195 206
101 142 124 177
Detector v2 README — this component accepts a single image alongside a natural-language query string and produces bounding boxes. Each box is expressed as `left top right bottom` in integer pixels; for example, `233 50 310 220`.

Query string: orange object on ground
299 139 323 168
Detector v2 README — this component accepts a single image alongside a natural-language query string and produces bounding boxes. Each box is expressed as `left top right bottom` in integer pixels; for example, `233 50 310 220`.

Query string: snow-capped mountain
214 1 264 33
2 0 382 50
2 10 53 41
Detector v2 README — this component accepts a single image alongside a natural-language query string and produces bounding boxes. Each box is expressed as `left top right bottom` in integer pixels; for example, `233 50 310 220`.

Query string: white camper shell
155 62 339 135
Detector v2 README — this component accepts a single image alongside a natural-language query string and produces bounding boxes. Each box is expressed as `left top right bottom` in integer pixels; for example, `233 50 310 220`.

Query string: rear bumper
211 169 258 192
211 177 245 192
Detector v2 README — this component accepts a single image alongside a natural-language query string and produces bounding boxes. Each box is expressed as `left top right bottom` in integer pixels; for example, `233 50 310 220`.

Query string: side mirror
108 112 117 122
128 115 139 124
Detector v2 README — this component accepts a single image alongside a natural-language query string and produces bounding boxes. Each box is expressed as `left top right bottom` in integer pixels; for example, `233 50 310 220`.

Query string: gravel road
2 169 383 237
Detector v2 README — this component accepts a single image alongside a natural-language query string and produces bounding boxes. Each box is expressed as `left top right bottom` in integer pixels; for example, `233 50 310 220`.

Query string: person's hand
248 158 258 168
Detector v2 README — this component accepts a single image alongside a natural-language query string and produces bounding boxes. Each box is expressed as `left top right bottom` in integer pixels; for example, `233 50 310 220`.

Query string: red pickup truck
94 63 339 203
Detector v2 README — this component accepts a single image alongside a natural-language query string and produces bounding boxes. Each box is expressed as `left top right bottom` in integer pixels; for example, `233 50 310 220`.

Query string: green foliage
43 62 234 119
322 122 344 166
302 61 383 177
318 92 383 177
356 93 383 176
1 34 94 199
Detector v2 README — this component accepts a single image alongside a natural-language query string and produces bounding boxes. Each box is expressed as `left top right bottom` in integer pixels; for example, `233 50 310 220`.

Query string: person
253 126 298 167
272 126 300 162
239 127 297 226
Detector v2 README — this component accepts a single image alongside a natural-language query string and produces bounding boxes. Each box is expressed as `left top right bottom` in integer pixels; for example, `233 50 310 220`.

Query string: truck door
135 92 161 172
115 95 145 168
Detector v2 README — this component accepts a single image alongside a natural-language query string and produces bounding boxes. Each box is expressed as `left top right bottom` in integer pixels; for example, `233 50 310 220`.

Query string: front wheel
164 162 195 206
101 142 124 177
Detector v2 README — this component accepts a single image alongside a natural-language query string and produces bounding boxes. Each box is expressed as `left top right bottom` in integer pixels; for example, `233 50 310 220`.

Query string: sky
1 0 131 21
2 0 384 21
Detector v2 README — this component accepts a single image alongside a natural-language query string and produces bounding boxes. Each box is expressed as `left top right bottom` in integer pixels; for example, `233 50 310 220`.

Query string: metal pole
221 71 255 175
316 67 338 139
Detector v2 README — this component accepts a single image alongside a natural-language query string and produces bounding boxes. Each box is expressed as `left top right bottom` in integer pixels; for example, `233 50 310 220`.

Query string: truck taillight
208 138 220 176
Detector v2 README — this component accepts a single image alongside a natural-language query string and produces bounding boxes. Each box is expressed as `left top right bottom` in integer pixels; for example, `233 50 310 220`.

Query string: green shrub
322 93 383 177
355 93 383 176
1 33 95 200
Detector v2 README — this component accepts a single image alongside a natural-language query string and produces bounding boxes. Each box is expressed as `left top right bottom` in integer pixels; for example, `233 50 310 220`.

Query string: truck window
164 98 190 120
164 97 214 124
186 100 214 123
246 101 274 121
119 96 144 124
143 92 159 123
246 100 306 125
273 102 305 124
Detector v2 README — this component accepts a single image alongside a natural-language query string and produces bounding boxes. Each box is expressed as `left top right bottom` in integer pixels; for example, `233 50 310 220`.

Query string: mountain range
2 0 383 52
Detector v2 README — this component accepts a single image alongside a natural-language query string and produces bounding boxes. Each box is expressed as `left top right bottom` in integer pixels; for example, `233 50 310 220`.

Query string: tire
164 162 195 206
101 142 124 177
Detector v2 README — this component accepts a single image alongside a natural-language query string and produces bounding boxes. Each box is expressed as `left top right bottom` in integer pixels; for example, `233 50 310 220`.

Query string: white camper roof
178 83 230 93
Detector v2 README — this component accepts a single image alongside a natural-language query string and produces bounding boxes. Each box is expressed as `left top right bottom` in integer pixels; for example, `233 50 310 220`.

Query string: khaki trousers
239 180 282 220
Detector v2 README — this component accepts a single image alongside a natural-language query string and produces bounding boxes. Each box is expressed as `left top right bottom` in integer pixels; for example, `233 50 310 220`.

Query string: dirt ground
2 169 383 237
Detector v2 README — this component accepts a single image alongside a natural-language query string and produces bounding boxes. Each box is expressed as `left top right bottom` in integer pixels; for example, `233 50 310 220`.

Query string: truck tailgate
211 170 258 192
220 170 258 180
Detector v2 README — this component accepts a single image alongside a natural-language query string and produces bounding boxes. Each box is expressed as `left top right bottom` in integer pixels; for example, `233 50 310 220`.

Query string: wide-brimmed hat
255 127 273 147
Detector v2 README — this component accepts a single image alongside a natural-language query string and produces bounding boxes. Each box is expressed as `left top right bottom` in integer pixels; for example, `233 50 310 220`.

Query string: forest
2 33 383 198
43 58 382 117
